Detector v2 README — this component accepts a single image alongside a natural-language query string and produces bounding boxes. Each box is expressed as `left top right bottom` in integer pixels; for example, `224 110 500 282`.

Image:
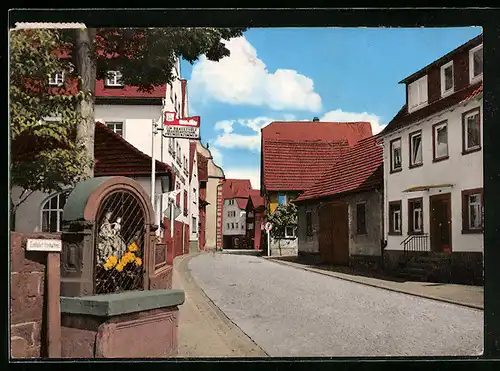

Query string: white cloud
320 109 385 135
213 116 278 151
189 37 322 112
215 133 260 151
224 167 261 190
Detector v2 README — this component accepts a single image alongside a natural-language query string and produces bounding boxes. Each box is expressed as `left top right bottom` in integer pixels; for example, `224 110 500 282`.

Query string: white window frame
413 203 423 233
392 209 401 234
248 223 254 230
409 132 423 166
48 71 65 86
105 121 124 137
440 60 454 97
464 109 481 151
40 192 68 232
408 75 428 113
192 217 197 233
391 138 402 172
469 44 483 84
284 226 296 238
468 193 482 230
105 70 123 87
434 122 449 159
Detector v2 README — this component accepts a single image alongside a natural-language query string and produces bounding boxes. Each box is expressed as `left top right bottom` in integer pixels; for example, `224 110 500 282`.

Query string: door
318 202 349 265
430 193 452 252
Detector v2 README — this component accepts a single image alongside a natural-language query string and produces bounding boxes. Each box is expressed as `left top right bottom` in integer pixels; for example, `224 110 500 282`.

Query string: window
231 222 234 229
462 108 481 153
182 155 186 169
440 61 454 96
409 130 423 167
248 223 254 230
106 121 123 137
235 222 239 229
41 192 68 232
192 217 197 233
176 143 182 165
48 71 64 86
278 193 287 205
248 211 254 218
105 71 123 87
228 199 234 205
408 75 428 112
469 44 483 83
241 224 244 230
306 211 313 236
176 182 181 206
285 226 295 238
183 190 188 216
227 223 230 229
408 198 423 234
433 121 449 161
356 202 367 235
390 138 402 172
389 201 402 235
462 188 484 233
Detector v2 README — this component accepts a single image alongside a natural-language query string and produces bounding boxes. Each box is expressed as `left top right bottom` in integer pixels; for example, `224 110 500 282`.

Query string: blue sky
181 27 482 189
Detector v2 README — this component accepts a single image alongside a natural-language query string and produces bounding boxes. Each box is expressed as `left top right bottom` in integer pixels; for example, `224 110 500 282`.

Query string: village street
184 253 483 358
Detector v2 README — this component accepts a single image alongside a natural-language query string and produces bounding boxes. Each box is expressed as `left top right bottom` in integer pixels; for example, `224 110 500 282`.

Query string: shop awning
403 184 454 192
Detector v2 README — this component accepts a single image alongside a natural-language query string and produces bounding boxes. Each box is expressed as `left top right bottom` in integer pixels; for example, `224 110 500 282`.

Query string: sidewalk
265 256 483 310
172 253 268 358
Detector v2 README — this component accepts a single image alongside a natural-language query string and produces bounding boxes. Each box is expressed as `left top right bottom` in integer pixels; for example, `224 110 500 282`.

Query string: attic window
48 71 64 86
408 75 428 113
441 61 454 97
106 121 123 137
469 44 483 84
105 71 123 87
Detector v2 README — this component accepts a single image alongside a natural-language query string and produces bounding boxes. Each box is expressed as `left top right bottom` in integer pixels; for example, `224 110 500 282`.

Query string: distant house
188 142 199 252
245 190 266 251
377 34 483 284
260 119 373 256
196 151 210 251
221 179 253 249
294 136 383 267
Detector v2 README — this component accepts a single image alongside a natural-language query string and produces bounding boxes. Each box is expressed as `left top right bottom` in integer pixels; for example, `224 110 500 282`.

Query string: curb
265 258 483 311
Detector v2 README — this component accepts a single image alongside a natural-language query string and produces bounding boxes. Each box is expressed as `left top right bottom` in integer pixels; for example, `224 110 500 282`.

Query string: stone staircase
399 253 452 282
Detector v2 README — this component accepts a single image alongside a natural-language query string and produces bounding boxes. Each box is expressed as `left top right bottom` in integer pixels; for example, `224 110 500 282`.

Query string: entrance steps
399 253 452 282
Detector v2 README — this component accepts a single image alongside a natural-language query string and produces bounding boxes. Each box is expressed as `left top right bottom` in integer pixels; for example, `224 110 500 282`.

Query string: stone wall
10 232 60 358
269 237 298 257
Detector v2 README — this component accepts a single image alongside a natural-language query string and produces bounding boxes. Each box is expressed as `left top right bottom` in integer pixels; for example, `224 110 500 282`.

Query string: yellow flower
135 257 142 267
127 242 139 252
124 252 136 264
103 255 118 270
115 263 124 272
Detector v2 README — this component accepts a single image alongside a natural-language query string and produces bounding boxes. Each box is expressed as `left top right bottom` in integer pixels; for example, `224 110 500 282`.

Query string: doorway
430 193 452 252
318 201 349 265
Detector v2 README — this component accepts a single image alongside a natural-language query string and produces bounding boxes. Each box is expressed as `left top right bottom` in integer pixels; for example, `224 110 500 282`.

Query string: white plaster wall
189 143 199 241
12 187 53 233
383 99 483 253
222 199 246 236
297 203 320 254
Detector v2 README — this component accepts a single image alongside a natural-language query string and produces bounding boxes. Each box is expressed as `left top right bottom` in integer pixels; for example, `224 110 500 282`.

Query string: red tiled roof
248 190 265 209
235 198 248 210
95 80 166 99
262 121 372 145
222 179 253 199
94 122 173 184
197 152 209 182
189 142 197 182
378 82 483 138
295 136 383 202
262 139 351 192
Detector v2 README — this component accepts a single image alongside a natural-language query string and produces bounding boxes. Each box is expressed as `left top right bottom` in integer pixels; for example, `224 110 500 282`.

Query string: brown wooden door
430 193 452 252
318 202 349 265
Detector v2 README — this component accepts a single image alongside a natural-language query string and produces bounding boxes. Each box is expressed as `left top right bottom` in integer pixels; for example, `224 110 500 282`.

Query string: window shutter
420 75 428 104
408 83 415 109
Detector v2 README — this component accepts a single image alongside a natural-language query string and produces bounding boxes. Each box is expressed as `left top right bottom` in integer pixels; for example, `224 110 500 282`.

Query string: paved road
188 253 483 357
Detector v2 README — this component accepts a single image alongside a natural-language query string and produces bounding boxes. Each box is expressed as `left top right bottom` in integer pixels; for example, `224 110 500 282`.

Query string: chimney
312 117 320 122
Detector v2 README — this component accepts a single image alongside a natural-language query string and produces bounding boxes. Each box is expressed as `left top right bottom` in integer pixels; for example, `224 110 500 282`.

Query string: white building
188 141 200 251
378 34 483 284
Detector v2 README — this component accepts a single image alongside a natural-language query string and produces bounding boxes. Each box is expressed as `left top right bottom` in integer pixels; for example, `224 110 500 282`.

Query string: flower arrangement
102 241 143 271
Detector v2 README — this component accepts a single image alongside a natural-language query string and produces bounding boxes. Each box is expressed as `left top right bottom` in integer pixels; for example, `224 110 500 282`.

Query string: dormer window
469 44 483 84
49 72 64 86
441 61 454 97
407 75 428 113
105 71 123 87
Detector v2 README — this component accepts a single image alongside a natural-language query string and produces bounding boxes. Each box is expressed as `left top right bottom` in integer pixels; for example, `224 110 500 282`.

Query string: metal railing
400 233 429 257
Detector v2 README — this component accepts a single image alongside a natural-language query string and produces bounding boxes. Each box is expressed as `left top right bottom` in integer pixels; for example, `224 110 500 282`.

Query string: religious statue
96 212 127 265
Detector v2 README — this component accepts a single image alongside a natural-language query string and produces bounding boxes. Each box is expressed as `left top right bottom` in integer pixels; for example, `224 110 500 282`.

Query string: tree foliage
265 203 298 239
10 29 92 210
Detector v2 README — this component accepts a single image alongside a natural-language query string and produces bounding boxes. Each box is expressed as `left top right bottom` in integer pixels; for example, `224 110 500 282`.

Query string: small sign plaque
265 222 273 232
26 239 62 252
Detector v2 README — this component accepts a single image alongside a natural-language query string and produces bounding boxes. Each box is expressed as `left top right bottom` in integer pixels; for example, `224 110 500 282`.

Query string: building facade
378 34 483 284
246 190 266 251
221 179 253 250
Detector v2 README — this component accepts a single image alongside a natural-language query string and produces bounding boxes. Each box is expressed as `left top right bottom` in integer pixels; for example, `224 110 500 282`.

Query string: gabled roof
262 139 351 192
247 190 265 210
222 179 253 200
378 82 483 138
295 136 383 203
94 122 174 186
95 80 166 100
197 152 209 182
261 121 372 192
189 142 197 182
235 198 249 210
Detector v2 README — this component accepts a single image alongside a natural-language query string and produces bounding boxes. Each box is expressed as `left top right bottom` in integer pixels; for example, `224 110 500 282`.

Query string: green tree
10 28 91 214
265 203 298 240
67 27 247 177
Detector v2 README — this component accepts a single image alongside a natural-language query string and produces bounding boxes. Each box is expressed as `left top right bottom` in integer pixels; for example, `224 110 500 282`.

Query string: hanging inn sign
163 111 200 139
